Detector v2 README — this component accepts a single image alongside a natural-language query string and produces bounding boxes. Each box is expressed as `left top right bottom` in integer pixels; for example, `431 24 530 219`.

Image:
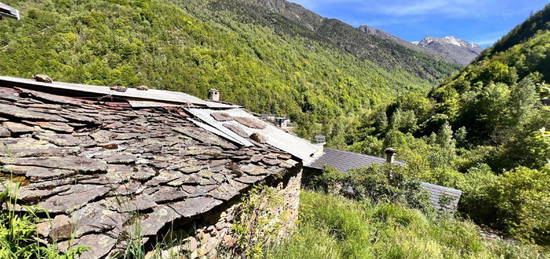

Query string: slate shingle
0 85 300 258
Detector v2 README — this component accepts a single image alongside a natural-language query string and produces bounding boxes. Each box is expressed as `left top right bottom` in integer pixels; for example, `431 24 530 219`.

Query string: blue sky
289 0 548 47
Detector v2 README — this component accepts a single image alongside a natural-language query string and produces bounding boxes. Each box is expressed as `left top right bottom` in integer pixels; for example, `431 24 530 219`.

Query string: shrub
314 164 432 212
270 191 546 259
459 165 550 245
0 181 87 259
496 166 550 245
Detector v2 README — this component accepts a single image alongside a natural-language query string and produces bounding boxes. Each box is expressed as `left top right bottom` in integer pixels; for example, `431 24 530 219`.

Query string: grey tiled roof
421 182 462 211
305 148 405 172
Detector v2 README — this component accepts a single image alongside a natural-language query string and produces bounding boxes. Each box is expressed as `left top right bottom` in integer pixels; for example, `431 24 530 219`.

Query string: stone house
0 75 323 258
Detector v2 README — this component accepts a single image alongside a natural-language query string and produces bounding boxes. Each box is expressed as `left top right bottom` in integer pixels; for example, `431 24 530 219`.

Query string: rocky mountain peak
417 36 480 50
414 36 482 65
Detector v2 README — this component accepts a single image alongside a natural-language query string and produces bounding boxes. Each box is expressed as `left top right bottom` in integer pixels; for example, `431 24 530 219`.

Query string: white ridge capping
186 108 323 164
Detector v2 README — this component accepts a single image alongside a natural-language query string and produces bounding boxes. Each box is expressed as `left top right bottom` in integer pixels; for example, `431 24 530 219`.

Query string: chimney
313 135 326 146
275 117 290 128
208 89 220 102
385 148 396 164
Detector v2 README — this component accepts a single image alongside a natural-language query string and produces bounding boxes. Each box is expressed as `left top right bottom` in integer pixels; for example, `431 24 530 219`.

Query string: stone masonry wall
146 168 302 259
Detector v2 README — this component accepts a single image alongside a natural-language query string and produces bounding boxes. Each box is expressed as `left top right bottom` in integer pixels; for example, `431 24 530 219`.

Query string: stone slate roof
306 148 405 172
0 85 300 258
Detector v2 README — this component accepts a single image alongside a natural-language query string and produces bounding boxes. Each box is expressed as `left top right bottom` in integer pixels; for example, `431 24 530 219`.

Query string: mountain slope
431 4 550 146
345 4 549 245
414 36 482 65
358 25 475 65
199 0 459 81
0 0 453 144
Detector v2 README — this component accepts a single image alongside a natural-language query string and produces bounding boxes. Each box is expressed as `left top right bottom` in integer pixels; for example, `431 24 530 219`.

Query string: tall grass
0 180 87 259
270 191 546 259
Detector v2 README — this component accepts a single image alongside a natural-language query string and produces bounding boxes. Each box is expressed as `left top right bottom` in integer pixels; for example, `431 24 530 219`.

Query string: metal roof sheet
127 100 183 108
187 113 253 147
186 108 323 163
0 76 237 109
0 2 19 20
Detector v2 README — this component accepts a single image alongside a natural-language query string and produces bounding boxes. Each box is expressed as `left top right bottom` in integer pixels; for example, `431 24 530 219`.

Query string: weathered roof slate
0 85 300 258
0 76 324 162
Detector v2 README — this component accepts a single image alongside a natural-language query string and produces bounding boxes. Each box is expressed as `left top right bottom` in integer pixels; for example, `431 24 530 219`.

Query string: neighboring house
0 2 20 20
304 148 463 212
0 75 323 258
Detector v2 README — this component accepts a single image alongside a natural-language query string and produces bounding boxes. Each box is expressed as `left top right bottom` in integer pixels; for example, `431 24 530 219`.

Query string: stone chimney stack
385 148 396 164
313 135 326 146
208 89 220 102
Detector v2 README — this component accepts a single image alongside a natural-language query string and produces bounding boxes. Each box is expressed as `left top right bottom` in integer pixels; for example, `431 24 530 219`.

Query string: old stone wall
146 168 302 259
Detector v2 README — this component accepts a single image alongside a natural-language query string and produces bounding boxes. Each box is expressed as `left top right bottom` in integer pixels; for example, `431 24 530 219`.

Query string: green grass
270 191 546 259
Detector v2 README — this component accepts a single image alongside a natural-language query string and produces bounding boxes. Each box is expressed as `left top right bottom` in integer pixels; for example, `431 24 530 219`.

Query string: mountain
431 4 550 146
357 25 456 64
413 36 482 65
204 0 459 81
0 0 459 144
357 25 481 66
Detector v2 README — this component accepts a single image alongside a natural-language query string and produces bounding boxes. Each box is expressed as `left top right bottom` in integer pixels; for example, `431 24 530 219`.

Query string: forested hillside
0 0 458 144
346 4 550 246
205 0 459 78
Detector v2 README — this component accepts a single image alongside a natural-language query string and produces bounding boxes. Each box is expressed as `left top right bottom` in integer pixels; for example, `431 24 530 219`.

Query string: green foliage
116 220 145 259
231 185 287 259
432 6 550 147
0 181 87 259
314 165 432 212
270 191 545 259
346 88 548 245
201 0 459 82
484 4 550 62
343 5 550 245
459 166 550 245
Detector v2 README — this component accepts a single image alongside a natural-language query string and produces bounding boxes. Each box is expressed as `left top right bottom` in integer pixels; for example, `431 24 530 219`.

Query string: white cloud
369 0 491 18
289 0 363 10
290 0 500 19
